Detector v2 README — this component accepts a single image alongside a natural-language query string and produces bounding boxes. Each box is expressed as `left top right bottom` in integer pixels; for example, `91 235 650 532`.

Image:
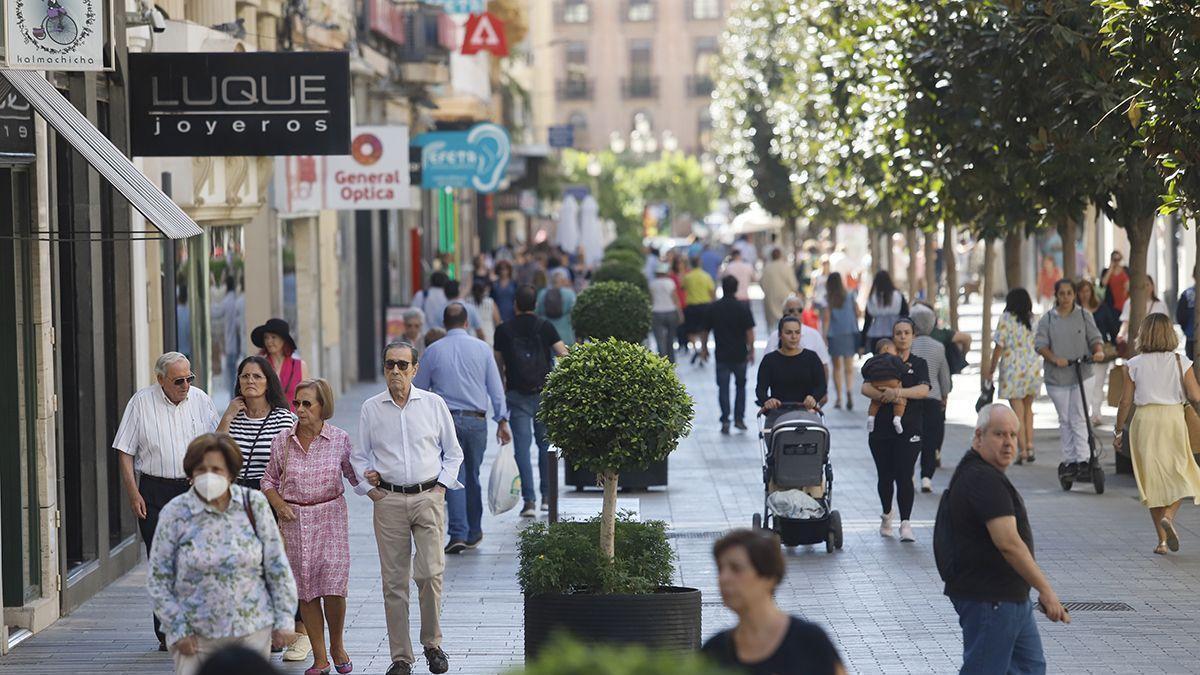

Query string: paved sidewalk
4 300 1200 673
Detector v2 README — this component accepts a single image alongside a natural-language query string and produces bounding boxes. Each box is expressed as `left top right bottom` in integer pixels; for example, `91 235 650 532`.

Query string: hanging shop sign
424 0 483 13
461 12 507 57
127 51 351 157
275 125 412 213
548 124 574 149
413 122 510 193
4 0 109 70
0 90 36 158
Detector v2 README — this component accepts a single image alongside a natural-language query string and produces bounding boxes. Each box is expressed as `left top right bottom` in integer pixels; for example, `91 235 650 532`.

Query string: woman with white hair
909 303 952 493
401 307 427 353
536 268 577 345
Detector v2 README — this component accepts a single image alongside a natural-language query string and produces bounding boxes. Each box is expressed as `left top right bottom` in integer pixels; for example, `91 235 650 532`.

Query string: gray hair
910 303 936 337
976 403 1020 433
382 339 419 364
155 352 189 376
550 268 570 284
781 293 804 312
401 307 426 323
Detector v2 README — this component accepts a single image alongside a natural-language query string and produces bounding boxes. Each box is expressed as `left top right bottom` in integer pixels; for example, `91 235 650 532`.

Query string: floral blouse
147 484 297 646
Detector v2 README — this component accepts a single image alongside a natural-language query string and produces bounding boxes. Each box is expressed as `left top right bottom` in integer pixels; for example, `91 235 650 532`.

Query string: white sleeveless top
1128 352 1193 406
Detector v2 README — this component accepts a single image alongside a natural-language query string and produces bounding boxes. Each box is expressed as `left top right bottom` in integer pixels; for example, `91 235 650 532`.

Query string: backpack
543 287 565 319
508 320 553 393
932 479 957 583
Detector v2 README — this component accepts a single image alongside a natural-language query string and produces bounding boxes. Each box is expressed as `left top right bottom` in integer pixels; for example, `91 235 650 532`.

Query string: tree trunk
945 222 960 331
1125 215 1155 348
600 470 619 561
870 230 881 277
924 229 937 306
906 226 920 299
1061 216 1078 281
981 237 996 386
1003 231 1023 292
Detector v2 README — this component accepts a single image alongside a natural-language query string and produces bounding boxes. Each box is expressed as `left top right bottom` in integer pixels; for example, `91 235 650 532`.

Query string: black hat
251 318 297 353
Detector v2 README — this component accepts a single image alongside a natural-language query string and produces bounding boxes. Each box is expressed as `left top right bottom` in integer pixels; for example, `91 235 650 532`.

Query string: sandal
1154 543 1169 555
1161 518 1180 552
1025 448 1035 463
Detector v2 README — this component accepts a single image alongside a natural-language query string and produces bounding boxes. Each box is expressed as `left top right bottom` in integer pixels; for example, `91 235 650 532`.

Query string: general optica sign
413 122 510 193
275 125 412 213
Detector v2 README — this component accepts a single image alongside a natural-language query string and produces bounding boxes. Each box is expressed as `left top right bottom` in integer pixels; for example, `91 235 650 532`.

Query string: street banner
461 12 507 57
4 0 108 70
128 51 351 157
275 125 412 214
423 0 483 13
413 122 510 193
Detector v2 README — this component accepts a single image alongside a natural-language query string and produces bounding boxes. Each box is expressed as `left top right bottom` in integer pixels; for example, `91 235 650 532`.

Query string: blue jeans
508 390 549 504
446 414 487 542
951 598 1046 674
715 360 747 424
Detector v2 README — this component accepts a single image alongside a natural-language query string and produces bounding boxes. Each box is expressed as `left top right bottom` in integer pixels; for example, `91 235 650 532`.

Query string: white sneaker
892 416 905 434
880 512 894 537
282 633 311 661
921 477 933 493
866 417 876 432
520 500 537 518
899 521 916 542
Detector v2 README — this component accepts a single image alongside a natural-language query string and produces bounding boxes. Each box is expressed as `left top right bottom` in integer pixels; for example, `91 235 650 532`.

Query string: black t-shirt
755 350 827 407
493 314 562 393
702 616 842 675
944 449 1034 603
868 353 930 439
709 297 756 364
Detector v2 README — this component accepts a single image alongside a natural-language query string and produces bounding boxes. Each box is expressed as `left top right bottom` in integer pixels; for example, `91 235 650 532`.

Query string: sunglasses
784 308 803 315
292 399 316 409
384 359 412 372
172 375 196 387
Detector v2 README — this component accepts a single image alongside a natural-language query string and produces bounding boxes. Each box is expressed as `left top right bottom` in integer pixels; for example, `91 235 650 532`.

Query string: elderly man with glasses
113 351 221 651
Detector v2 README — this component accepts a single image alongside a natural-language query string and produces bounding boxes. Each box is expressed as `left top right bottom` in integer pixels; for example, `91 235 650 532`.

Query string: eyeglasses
784 308 803 315
172 375 196 387
292 399 316 409
238 373 266 381
384 359 412 372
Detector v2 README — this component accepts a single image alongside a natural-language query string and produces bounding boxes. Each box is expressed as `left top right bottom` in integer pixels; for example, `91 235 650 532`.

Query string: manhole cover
1062 602 1134 612
666 530 726 540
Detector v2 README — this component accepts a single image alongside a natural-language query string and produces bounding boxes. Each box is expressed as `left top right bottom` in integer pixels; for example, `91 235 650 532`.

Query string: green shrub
602 248 645 270
592 261 649 293
517 514 674 596
572 281 652 344
605 236 644 257
512 636 735 675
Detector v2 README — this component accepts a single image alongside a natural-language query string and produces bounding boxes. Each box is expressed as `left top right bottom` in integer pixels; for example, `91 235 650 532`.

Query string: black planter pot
565 459 669 491
524 586 701 659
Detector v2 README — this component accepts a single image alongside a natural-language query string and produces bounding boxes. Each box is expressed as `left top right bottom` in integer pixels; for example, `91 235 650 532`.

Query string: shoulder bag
1173 354 1200 453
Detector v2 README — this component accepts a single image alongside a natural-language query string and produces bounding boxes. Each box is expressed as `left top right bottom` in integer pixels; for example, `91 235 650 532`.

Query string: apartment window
698 107 713 151
560 0 589 23
565 42 587 79
629 40 652 81
691 0 720 20
689 36 718 96
626 0 654 22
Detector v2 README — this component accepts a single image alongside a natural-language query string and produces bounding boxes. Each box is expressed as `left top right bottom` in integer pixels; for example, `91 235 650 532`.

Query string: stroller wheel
830 510 844 550
825 533 835 554
1060 478 1073 491
752 513 762 530
1093 466 1106 494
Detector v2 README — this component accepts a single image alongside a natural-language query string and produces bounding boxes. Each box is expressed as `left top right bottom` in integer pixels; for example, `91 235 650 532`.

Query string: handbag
1174 354 1200 453
1107 364 1125 408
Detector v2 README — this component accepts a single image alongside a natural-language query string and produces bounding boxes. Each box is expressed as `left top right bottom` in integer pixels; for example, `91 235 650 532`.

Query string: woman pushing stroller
756 315 827 426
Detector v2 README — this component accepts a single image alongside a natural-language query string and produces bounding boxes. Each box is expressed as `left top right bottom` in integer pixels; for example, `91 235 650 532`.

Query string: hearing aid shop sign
127 51 351 157
5 0 108 70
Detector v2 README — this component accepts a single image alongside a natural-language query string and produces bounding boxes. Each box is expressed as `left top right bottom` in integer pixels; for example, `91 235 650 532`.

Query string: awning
1 70 202 239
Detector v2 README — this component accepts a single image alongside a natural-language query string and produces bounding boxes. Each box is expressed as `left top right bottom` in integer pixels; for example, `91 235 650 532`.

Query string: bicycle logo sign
8 0 100 68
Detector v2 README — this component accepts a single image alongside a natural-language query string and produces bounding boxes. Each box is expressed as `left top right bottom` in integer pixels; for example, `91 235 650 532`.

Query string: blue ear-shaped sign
413 122 511 193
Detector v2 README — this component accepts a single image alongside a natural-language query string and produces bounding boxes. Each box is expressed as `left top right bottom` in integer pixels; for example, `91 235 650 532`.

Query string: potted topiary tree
567 284 662 489
592 260 649 293
524 338 697 657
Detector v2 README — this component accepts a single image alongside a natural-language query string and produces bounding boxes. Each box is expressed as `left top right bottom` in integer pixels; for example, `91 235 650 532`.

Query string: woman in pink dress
262 378 358 675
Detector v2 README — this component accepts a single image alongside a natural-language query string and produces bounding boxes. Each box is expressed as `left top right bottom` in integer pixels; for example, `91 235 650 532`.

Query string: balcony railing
686 74 714 97
556 78 594 101
622 76 659 99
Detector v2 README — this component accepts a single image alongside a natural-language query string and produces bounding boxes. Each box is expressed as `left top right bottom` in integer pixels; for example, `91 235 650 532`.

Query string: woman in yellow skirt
1115 313 1200 554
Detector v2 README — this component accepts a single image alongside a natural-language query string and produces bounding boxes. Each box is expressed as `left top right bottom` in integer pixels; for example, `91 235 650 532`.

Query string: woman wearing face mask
252 318 305 412
218 356 297 491
702 529 845 674
147 433 298 675
262 379 359 675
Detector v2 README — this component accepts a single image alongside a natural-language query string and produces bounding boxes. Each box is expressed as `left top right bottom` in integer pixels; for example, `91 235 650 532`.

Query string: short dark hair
183 433 243 479
445 279 461 299
444 302 468 329
515 284 538 312
382 340 419 364
429 271 448 288
721 275 739 296
713 529 785 586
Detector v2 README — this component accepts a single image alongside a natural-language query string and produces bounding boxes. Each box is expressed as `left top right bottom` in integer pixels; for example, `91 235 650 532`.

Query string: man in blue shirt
413 302 511 554
1178 285 1196 360
700 244 724 283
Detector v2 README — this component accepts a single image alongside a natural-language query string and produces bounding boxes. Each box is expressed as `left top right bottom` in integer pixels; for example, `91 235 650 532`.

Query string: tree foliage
572 281 652 344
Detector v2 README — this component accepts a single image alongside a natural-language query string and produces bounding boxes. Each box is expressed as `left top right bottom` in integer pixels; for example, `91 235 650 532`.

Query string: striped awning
1 70 202 240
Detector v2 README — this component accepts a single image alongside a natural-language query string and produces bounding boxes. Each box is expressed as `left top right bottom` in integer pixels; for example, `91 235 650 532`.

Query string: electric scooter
1059 356 1105 494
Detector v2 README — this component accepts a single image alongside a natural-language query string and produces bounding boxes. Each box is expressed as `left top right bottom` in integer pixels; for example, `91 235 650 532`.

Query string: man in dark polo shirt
938 403 1069 673
709 275 756 435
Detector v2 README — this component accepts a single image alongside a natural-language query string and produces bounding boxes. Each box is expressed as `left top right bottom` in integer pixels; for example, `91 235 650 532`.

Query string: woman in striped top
218 356 298 491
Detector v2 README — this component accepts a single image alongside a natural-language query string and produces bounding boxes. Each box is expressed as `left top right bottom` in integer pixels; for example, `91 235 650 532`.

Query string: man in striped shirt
113 352 220 650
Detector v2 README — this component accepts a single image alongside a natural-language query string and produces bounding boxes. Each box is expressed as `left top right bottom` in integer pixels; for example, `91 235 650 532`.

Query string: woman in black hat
252 318 304 413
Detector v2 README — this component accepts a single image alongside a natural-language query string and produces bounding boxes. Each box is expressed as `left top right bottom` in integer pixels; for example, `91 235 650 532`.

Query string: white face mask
193 473 230 502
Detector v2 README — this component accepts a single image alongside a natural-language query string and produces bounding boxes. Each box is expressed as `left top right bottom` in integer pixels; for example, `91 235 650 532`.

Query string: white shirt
112 385 220 479
352 386 464 495
766 326 832 369
733 239 758 266
1128 352 1193 406
722 260 756 301
649 277 678 313
1119 299 1169 323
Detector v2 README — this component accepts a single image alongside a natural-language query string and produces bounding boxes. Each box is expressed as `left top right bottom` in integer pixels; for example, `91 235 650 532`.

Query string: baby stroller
751 404 844 553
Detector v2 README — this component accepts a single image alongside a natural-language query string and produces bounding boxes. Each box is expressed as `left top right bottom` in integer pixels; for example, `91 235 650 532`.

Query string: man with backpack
934 404 1069 674
495 285 569 517
536 269 576 345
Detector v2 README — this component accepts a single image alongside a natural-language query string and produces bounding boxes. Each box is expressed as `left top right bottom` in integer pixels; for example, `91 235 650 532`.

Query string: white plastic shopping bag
488 442 522 515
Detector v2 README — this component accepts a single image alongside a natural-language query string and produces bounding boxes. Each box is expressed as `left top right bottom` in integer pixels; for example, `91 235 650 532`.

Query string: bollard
548 448 559 523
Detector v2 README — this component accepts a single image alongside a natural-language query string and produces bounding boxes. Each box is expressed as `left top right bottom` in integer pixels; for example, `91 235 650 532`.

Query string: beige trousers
373 489 446 665
170 627 271 675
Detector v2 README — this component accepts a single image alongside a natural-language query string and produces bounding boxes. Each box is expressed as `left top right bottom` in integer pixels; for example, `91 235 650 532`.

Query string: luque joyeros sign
413 123 510 193
127 52 351 157
5 0 106 70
